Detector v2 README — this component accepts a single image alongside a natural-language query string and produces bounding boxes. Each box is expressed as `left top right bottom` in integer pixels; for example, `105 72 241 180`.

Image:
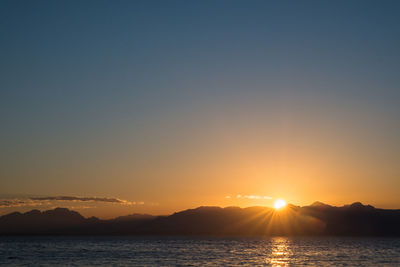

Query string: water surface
1 236 399 266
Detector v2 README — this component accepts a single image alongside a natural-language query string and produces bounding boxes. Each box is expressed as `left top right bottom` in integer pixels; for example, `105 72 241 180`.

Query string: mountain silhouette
0 208 99 234
1 203 400 236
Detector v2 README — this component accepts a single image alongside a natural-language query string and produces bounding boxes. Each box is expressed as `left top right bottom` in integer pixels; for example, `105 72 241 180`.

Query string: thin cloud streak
235 195 272 200
30 196 130 204
0 199 32 207
0 196 143 208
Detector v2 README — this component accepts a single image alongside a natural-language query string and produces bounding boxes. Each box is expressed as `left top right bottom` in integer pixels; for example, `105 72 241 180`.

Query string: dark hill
0 208 96 234
1 203 400 236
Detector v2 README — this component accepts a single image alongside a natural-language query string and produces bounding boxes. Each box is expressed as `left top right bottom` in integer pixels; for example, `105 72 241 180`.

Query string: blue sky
1 0 400 216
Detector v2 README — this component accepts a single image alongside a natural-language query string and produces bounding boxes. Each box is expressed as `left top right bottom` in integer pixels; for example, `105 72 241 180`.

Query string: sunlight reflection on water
267 237 292 266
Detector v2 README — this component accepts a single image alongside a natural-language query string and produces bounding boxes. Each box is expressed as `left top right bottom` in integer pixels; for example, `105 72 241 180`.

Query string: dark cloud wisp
30 196 126 203
0 196 141 208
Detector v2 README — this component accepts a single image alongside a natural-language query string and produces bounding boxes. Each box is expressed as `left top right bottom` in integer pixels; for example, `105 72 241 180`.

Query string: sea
1 236 399 266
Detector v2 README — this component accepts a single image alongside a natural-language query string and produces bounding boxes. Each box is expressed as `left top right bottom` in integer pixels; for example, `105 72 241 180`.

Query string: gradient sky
1 0 400 218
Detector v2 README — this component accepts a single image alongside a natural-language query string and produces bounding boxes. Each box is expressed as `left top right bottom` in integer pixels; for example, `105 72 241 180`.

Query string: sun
274 199 287 210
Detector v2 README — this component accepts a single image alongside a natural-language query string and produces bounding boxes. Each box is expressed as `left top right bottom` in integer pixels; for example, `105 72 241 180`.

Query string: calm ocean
1 236 399 266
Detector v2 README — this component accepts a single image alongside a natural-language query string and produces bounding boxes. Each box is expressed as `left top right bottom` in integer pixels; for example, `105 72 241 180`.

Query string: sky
1 0 400 218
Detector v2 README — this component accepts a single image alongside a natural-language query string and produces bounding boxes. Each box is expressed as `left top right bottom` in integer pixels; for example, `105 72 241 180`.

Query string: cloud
0 196 142 208
30 196 130 204
233 194 272 200
0 199 33 207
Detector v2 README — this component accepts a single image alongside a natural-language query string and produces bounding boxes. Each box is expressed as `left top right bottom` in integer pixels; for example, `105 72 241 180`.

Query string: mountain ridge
1 202 400 236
